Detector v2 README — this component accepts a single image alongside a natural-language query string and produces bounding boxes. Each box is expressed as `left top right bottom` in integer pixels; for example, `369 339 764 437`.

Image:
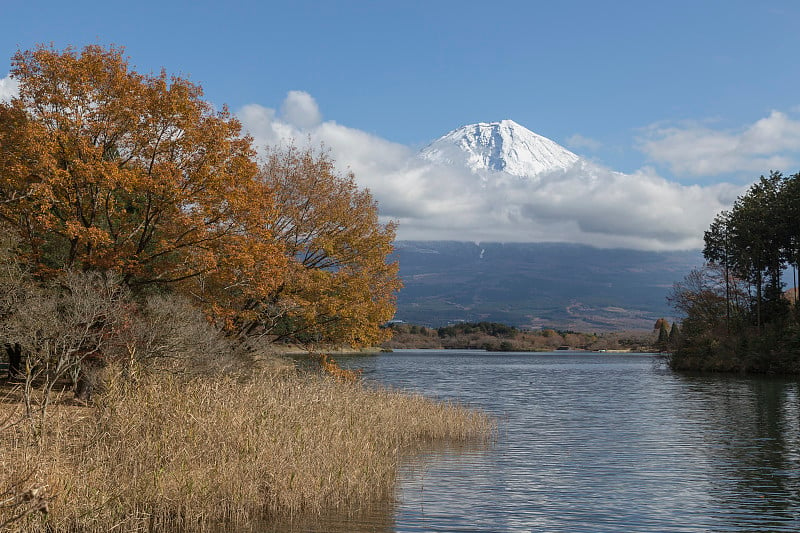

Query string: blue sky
2 1 800 248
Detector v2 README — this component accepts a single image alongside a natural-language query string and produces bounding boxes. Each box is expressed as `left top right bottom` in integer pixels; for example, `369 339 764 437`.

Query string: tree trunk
724 259 731 332
756 271 763 332
5 343 22 381
793 255 799 323
74 366 94 403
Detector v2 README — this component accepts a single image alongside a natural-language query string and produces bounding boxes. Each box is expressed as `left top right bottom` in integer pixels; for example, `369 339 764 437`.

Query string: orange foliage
0 44 284 288
251 146 402 346
318 353 362 383
0 45 400 346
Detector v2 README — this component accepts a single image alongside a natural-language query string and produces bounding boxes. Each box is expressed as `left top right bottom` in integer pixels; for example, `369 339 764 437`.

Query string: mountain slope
392 241 702 331
419 119 580 178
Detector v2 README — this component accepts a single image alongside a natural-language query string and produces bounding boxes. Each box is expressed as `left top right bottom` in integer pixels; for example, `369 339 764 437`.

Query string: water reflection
253 442 494 533
256 503 396 533
332 351 800 532
672 374 800 530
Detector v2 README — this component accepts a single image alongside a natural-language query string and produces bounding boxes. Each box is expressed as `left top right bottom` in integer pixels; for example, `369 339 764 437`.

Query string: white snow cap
419 119 580 177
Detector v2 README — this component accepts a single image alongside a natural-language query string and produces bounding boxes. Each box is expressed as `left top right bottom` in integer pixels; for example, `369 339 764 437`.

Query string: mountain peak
419 120 580 178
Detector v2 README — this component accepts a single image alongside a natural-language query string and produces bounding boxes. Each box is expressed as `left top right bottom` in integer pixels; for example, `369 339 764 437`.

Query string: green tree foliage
672 171 800 373
668 322 680 346
437 322 517 339
498 340 515 351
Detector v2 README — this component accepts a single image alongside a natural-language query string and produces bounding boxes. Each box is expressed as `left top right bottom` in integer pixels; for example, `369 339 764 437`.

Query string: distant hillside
391 241 703 331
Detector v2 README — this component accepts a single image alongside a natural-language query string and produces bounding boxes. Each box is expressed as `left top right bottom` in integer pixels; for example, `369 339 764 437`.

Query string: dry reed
0 365 494 531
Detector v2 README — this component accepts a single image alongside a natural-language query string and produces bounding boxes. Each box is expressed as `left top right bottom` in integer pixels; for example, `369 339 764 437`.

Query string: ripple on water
323 351 800 532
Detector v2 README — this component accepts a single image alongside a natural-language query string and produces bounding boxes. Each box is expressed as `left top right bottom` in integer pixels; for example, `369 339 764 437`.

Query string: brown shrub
0 369 494 531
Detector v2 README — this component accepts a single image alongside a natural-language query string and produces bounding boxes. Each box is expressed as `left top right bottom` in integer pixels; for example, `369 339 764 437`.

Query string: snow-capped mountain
419 119 580 178
392 120 712 329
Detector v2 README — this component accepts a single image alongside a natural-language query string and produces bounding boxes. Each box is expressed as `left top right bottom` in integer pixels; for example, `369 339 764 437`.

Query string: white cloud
0 75 19 102
512 164 741 249
239 92 745 251
238 103 298 147
0 76 737 250
279 90 322 129
639 110 800 177
566 133 602 152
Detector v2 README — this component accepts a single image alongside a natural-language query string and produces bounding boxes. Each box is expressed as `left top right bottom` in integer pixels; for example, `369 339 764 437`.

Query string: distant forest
383 321 659 352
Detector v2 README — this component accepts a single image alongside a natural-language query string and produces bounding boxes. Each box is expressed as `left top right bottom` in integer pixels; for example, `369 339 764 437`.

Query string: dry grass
0 363 494 531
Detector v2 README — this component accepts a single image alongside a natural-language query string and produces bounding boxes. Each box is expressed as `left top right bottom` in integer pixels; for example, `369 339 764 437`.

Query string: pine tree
657 321 670 351
668 322 680 347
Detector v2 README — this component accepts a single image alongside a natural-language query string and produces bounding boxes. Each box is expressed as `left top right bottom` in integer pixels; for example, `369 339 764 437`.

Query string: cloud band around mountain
239 92 743 251
639 111 800 178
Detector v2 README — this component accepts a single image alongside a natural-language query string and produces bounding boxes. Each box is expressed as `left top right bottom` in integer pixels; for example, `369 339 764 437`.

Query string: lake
271 350 800 532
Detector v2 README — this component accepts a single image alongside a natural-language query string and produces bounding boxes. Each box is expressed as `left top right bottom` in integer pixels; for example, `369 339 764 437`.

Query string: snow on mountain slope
419 119 580 178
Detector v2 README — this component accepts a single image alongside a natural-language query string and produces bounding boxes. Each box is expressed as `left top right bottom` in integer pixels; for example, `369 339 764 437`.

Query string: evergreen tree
657 321 670 351
668 322 680 347
671 171 800 372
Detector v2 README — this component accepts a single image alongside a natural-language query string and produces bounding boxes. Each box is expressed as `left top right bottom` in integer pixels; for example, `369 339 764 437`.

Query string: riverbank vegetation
669 171 800 373
0 44 497 530
383 321 659 352
1 361 493 531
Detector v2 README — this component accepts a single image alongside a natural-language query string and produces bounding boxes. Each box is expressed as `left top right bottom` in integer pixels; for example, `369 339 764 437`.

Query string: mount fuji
390 120 703 331
419 119 581 179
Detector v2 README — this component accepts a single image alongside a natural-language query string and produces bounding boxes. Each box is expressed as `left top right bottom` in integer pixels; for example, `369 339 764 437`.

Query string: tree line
0 45 401 393
385 321 659 352
670 171 800 372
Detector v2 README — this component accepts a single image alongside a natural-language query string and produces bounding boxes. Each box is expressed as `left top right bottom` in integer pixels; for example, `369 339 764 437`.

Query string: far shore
385 347 660 354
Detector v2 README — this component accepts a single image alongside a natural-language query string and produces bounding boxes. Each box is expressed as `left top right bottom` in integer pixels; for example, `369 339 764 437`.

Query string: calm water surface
276 350 800 532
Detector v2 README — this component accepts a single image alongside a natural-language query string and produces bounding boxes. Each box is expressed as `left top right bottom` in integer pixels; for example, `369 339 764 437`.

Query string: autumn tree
0 44 284 296
0 44 400 353
653 317 669 332
236 146 401 347
656 320 670 351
